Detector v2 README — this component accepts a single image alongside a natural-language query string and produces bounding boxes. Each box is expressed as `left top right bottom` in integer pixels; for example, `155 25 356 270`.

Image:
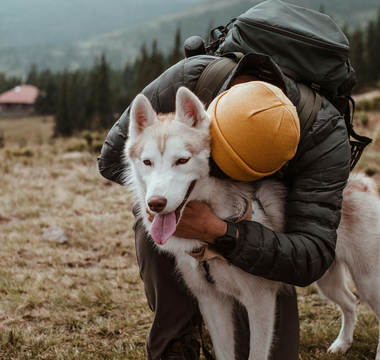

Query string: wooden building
0 85 39 116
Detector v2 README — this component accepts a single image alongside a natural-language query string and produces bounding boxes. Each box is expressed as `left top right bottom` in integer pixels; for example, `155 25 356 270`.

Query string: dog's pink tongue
150 212 177 245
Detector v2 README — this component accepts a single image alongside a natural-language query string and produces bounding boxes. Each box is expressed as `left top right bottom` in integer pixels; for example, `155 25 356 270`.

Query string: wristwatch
213 220 238 255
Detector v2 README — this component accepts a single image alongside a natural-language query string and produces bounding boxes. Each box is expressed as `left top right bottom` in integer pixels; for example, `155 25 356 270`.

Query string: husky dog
124 86 380 360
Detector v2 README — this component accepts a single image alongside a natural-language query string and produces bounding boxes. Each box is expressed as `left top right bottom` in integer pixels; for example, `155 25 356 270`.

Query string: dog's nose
148 196 167 213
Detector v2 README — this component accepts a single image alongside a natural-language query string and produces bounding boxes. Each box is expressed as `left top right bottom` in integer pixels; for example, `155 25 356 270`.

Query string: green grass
0 115 379 359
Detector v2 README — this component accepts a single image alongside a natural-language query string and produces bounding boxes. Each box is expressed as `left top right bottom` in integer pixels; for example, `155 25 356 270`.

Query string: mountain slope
1 0 379 77
0 0 203 49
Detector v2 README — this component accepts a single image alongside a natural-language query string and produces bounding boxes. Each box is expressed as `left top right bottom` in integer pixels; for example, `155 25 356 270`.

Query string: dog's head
125 87 211 245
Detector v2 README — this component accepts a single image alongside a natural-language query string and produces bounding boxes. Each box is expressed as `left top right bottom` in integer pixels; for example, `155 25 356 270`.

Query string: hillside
1 0 379 77
0 0 203 49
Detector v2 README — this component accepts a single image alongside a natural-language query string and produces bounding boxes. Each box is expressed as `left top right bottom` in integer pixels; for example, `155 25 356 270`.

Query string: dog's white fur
124 87 380 360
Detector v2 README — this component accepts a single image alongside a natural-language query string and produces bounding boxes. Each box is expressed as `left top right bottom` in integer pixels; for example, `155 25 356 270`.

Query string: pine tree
0 74 22 93
96 54 113 130
67 72 79 131
44 75 60 114
168 27 184 66
366 21 377 87
372 9 380 84
85 54 113 131
0 74 7 93
54 71 83 136
112 61 137 115
75 70 91 130
150 40 164 80
361 8 380 89
350 29 367 91
55 72 72 136
34 70 60 114
134 43 150 94
122 62 136 96
133 40 166 95
26 64 39 86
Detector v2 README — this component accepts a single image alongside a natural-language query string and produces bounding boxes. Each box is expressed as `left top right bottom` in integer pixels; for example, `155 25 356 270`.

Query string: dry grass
0 115 55 148
0 114 379 359
0 116 151 358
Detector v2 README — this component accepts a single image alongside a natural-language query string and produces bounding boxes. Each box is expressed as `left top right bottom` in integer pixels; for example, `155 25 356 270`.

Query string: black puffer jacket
98 53 351 287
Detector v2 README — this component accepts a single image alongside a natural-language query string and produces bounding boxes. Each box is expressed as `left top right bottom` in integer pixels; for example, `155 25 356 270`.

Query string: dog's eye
176 158 190 165
143 160 152 166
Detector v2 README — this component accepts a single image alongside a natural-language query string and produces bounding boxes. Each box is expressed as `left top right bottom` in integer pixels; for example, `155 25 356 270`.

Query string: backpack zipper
237 16 349 54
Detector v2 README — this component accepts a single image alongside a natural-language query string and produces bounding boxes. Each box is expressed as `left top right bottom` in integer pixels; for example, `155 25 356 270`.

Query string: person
98 52 351 360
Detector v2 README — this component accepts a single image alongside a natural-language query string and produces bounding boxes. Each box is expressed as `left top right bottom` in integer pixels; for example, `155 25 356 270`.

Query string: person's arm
225 99 351 287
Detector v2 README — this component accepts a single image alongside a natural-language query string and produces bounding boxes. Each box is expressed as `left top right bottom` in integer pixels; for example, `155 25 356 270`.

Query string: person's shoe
161 335 200 360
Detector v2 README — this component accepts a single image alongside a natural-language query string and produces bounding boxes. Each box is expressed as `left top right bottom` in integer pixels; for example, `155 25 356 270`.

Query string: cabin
0 85 40 116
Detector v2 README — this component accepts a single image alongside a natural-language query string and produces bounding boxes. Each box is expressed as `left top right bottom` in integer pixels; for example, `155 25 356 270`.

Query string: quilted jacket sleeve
98 55 216 184
226 98 351 287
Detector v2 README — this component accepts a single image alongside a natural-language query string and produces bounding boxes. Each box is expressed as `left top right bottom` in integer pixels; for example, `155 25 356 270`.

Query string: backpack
186 0 372 171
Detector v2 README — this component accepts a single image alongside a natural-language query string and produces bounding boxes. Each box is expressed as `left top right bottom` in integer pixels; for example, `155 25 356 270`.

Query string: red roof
0 85 39 105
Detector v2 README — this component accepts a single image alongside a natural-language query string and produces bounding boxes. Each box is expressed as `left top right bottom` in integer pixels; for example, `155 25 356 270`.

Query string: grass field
0 114 379 359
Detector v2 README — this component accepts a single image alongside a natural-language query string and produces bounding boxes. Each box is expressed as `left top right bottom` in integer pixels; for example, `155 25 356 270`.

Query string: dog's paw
327 338 351 354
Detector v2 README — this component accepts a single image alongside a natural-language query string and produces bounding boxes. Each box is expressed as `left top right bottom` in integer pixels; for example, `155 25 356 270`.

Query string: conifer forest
0 10 380 136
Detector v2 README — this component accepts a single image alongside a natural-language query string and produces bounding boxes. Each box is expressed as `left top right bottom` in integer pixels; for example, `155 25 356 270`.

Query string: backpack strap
344 96 372 171
194 52 243 107
280 66 323 138
297 82 322 138
195 57 322 140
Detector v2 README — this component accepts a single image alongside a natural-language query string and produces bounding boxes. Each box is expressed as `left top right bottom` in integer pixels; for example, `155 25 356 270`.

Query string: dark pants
134 219 300 360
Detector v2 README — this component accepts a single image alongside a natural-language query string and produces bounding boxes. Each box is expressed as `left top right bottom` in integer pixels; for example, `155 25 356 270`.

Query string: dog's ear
175 87 210 129
129 94 158 136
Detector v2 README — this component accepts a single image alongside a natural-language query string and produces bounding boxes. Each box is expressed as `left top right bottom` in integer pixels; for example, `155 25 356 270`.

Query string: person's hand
146 201 227 244
173 201 228 243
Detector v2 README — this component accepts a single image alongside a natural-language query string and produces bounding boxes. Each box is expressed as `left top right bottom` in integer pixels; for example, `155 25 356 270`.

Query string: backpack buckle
311 83 321 92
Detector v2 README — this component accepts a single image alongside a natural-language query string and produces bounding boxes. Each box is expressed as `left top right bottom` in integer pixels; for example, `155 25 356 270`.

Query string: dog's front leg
195 289 236 360
240 287 277 360
176 255 236 359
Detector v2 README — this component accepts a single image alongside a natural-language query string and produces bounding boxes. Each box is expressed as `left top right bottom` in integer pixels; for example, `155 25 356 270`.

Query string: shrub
5 148 34 157
354 111 370 127
81 130 106 153
356 97 380 112
64 138 88 152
